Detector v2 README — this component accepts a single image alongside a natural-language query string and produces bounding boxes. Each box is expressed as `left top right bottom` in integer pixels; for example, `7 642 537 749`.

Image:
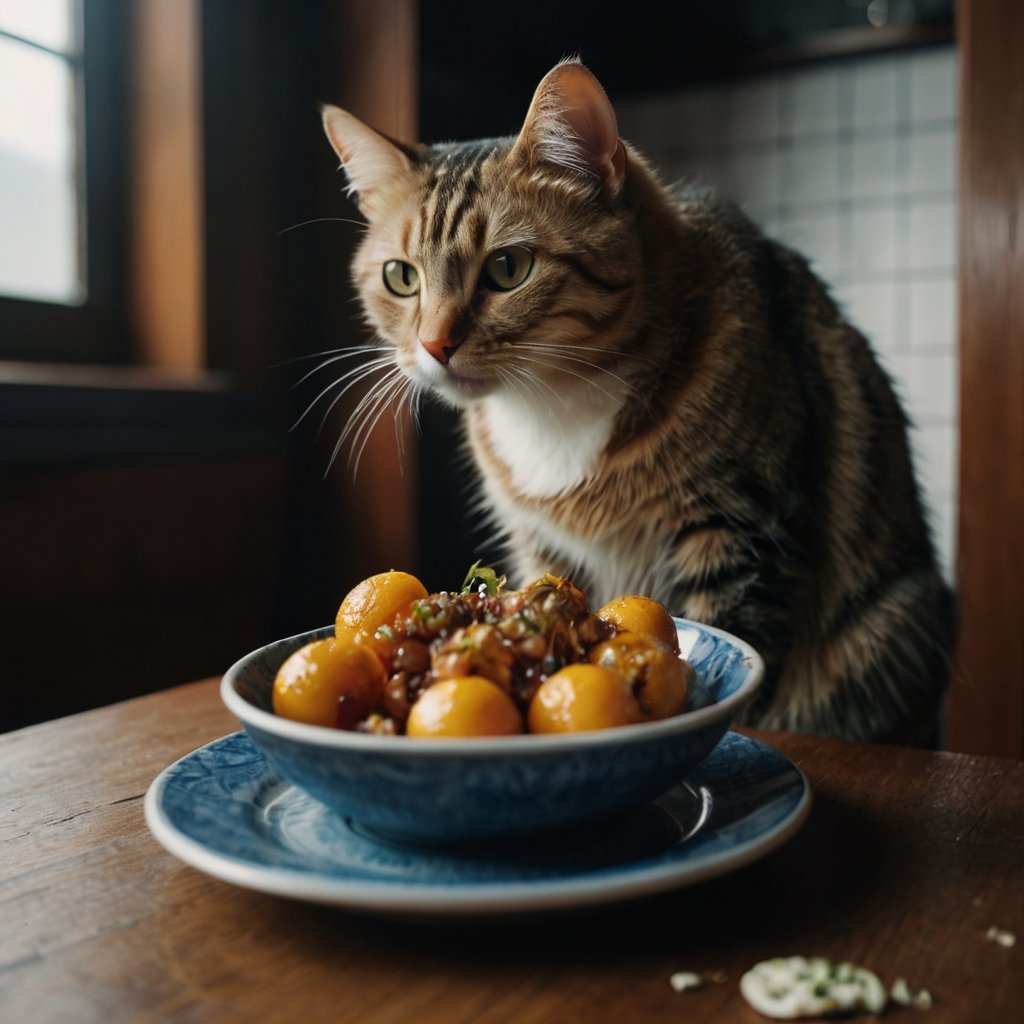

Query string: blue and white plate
145 730 810 917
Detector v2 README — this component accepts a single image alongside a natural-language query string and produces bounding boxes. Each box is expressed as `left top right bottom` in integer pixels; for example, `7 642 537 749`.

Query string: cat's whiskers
276 216 369 236
334 364 404 451
349 372 412 479
271 343 381 370
290 353 396 436
328 365 408 478
498 365 575 453
497 357 570 420
511 353 627 407
501 359 570 413
290 347 391 390
394 379 426 444
512 341 641 398
514 337 659 368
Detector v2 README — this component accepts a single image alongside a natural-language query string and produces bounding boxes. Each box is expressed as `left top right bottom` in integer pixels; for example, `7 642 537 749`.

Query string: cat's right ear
513 60 626 197
321 104 416 220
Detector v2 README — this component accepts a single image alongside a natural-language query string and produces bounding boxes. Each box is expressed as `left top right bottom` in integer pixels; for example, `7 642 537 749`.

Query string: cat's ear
321 104 416 220
513 60 626 196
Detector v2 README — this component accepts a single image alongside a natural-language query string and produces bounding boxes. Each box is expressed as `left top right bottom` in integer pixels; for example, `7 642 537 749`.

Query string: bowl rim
220 617 765 757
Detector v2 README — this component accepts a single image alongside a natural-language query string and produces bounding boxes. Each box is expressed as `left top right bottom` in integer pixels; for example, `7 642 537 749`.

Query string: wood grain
950 0 1024 757
2 681 1021 1022
129 0 205 371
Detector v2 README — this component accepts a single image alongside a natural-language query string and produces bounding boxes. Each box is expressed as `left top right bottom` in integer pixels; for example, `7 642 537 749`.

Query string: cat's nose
421 337 460 365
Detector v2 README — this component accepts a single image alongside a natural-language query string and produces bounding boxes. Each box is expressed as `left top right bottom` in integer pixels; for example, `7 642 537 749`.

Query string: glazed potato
406 676 525 738
335 570 429 645
596 594 680 654
589 632 691 720
276 567 697 735
527 664 643 734
273 638 386 729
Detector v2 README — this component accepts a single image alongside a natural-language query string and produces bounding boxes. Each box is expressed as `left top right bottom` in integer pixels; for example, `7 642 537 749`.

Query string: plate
145 730 810 917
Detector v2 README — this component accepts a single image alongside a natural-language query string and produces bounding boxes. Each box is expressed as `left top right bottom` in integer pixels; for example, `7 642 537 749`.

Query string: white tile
909 47 958 124
726 149 781 209
907 200 958 272
678 154 729 194
784 65 841 137
661 86 729 156
907 276 958 351
760 212 783 241
725 77 781 148
616 97 669 160
835 279 900 353
781 138 842 206
848 204 902 274
882 351 913 407
846 133 907 200
910 422 959 500
907 128 957 196
904 352 959 423
659 157 699 194
773 211 843 283
848 54 906 130
741 204 778 232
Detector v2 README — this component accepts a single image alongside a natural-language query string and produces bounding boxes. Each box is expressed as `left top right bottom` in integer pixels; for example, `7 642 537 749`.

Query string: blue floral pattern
146 731 810 914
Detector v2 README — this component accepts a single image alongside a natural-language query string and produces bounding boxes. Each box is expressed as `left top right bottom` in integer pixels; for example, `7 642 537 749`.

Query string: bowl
220 618 764 846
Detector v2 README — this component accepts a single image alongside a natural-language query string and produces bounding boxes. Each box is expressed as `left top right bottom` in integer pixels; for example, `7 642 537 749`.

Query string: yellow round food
596 594 680 654
335 570 429 642
527 664 643 734
273 638 386 728
406 676 524 738
589 633 691 720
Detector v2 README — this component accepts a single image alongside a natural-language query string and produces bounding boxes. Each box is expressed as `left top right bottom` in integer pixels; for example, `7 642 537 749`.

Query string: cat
319 58 956 746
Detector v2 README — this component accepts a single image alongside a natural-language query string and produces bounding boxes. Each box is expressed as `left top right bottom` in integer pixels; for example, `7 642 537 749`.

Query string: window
0 0 128 364
0 0 82 304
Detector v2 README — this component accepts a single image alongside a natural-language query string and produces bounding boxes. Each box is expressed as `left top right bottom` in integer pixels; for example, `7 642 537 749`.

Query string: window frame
0 0 130 365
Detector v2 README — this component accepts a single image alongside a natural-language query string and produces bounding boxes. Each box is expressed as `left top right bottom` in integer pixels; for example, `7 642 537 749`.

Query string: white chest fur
479 385 624 499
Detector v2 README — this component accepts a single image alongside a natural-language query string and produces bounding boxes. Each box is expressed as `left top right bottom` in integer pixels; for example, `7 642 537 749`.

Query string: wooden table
2 679 1022 1023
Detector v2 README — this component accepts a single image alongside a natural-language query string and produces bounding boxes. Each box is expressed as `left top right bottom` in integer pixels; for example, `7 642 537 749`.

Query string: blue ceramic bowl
220 618 764 845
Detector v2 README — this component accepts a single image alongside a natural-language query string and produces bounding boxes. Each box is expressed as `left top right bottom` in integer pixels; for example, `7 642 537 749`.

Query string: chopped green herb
459 561 505 597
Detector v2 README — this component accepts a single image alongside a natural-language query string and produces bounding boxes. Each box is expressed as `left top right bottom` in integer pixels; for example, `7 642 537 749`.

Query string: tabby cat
320 59 956 745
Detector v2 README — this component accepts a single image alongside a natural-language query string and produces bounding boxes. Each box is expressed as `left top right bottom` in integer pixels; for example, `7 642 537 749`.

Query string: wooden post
129 0 205 371
948 0 1024 757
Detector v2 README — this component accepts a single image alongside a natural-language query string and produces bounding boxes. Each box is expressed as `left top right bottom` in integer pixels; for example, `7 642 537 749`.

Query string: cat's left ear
321 104 416 220
513 60 626 197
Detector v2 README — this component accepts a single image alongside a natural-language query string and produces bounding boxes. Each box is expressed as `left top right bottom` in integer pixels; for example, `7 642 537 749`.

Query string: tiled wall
616 46 959 581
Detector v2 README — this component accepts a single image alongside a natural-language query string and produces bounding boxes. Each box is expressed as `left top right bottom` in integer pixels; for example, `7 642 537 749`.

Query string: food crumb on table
738 956 887 1019
668 968 728 991
890 977 933 1010
669 971 705 992
985 926 1017 948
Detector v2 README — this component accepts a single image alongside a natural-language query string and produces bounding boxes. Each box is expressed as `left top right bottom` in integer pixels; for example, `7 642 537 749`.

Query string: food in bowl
272 566 696 737
221 607 765 843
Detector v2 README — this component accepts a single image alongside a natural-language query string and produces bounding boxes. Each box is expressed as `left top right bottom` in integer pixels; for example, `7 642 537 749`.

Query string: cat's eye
482 247 534 291
383 260 420 296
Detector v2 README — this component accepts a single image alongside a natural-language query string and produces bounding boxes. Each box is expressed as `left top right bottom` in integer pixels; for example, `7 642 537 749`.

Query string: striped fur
321 60 956 745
